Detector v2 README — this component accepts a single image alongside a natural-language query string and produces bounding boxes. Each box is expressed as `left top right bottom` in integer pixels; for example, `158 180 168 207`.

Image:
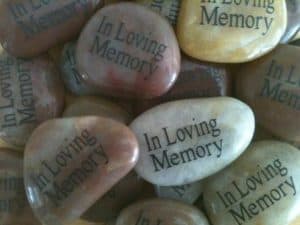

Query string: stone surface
203 141 300 225
76 2 180 99
155 180 203 204
82 171 149 223
281 0 300 43
60 41 99 96
0 0 103 57
24 116 139 225
130 97 255 186
177 0 287 63
0 148 41 225
136 0 181 26
236 44 300 144
116 198 209 225
0 53 64 150
63 96 132 124
134 56 232 114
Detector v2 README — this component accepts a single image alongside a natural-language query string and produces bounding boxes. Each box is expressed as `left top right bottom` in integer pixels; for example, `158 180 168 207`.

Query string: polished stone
236 44 300 144
0 53 64 150
116 198 209 225
77 2 180 98
0 0 103 57
130 97 255 186
177 0 287 62
0 148 41 225
203 140 300 225
63 96 132 124
24 116 139 225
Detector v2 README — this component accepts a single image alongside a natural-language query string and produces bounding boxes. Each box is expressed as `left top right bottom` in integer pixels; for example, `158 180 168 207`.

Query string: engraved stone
155 180 203 204
0 0 103 57
236 44 300 144
24 116 139 225
63 96 132 124
281 0 300 43
0 53 64 150
177 0 287 62
76 2 180 99
0 148 40 225
203 141 300 225
130 97 255 186
116 198 209 225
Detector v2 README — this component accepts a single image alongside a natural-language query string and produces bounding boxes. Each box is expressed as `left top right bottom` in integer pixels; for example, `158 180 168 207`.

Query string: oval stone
0 53 64 150
236 44 300 144
63 96 132 124
0 148 40 225
177 0 287 63
76 2 181 99
130 97 255 186
116 198 209 225
0 0 103 57
24 116 139 225
203 141 300 225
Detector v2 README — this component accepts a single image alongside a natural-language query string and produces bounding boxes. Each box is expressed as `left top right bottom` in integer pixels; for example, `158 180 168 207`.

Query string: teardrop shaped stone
0 148 40 225
63 96 132 124
24 116 139 225
0 0 103 57
203 140 300 225
130 97 255 186
236 44 300 144
116 198 209 225
76 2 180 98
0 53 64 150
177 0 287 62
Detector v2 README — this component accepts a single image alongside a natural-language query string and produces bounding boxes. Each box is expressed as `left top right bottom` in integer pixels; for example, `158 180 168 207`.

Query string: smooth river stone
0 0 103 57
236 44 300 144
130 97 255 186
177 0 287 63
76 2 181 99
0 148 41 225
60 42 99 96
280 0 300 43
24 116 139 225
203 141 300 225
136 0 181 26
116 198 209 225
134 57 232 114
82 171 149 223
63 96 132 124
0 53 64 150
155 180 203 204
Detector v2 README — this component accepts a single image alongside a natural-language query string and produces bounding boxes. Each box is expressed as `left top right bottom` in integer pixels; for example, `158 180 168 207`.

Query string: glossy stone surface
134 57 231 114
116 198 209 225
0 148 40 225
0 53 64 150
63 96 131 124
177 0 287 63
82 171 149 223
77 2 180 99
130 97 255 186
236 44 300 144
24 117 139 225
136 0 181 26
203 141 300 225
280 0 300 43
60 42 99 96
0 0 103 57
155 180 203 204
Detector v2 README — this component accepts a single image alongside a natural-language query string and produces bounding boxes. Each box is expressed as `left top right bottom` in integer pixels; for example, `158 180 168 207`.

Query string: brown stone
24 116 139 225
76 2 180 99
0 0 103 57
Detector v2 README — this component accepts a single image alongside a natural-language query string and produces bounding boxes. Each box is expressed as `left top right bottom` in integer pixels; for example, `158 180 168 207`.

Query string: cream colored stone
177 0 287 63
